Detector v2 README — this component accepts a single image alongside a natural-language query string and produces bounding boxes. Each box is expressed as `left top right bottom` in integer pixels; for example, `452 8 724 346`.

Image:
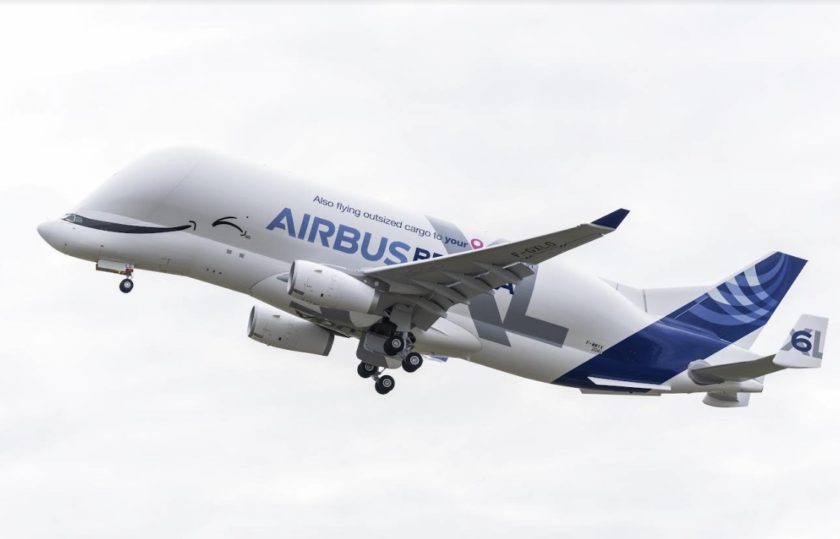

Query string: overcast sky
1 3 839 538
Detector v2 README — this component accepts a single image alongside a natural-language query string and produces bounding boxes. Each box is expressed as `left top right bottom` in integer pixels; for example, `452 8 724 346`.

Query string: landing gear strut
119 267 134 294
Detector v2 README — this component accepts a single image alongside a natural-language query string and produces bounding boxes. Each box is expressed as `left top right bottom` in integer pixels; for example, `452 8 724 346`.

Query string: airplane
37 148 827 406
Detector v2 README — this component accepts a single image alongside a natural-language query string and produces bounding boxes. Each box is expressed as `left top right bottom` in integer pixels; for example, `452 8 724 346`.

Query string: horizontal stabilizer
688 356 780 384
691 314 827 407
773 314 827 369
689 314 827 384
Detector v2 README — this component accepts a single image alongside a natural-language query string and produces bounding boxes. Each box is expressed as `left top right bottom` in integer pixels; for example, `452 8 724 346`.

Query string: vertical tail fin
667 252 807 344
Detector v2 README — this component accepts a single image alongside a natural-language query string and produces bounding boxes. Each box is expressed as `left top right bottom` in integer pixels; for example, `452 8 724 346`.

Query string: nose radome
37 221 53 242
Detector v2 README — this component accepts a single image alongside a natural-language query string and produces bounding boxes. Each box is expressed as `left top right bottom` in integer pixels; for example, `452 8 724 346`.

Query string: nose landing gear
119 267 135 294
96 260 136 294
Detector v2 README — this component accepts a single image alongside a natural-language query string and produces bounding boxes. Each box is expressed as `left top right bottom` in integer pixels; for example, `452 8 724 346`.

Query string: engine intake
287 260 378 313
247 305 334 356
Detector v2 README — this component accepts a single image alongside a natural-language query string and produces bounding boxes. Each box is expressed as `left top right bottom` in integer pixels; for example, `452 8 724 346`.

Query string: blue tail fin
666 252 807 344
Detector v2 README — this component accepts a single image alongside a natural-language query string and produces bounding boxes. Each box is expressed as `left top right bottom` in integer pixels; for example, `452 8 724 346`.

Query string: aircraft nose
37 220 64 251
37 221 53 243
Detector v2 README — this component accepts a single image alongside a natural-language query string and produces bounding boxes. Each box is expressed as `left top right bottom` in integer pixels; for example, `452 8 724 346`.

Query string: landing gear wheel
374 375 395 395
402 352 423 373
357 362 377 379
119 279 134 294
383 334 405 356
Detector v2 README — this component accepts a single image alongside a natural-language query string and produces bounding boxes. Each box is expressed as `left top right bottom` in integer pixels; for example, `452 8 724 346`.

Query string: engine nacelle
247 306 334 356
287 260 378 313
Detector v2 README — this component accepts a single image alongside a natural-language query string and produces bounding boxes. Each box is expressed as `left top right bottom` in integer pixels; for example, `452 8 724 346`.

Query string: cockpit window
62 214 84 224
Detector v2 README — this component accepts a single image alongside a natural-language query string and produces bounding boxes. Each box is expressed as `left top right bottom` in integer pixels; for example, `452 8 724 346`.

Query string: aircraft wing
363 209 629 327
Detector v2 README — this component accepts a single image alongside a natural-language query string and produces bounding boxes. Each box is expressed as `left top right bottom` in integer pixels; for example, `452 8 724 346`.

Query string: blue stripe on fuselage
556 318 728 389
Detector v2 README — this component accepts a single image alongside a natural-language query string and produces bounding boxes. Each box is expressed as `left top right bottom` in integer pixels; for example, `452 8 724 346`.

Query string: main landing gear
356 362 398 395
402 352 423 373
119 267 135 294
357 330 425 395
357 362 396 394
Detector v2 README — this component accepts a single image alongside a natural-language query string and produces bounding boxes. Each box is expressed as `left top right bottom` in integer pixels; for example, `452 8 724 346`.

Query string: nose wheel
118 266 134 293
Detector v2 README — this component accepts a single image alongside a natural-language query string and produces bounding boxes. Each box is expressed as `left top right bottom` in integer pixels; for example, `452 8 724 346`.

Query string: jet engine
247 305 335 356
287 260 379 313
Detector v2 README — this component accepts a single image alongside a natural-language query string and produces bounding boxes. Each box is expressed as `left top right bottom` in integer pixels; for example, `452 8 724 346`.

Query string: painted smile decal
63 214 196 234
212 216 248 237
64 213 249 238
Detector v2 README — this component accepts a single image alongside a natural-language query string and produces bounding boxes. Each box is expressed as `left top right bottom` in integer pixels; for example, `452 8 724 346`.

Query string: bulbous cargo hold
286 260 379 313
247 305 335 356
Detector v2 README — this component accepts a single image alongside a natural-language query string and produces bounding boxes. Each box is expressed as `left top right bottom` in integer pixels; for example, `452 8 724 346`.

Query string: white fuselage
37 149 762 396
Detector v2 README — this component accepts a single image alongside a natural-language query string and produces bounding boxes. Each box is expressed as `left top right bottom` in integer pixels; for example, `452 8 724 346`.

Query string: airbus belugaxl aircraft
37 149 827 406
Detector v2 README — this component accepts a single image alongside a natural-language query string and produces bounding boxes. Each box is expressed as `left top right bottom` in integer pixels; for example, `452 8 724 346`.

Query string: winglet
591 208 630 230
773 314 827 369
